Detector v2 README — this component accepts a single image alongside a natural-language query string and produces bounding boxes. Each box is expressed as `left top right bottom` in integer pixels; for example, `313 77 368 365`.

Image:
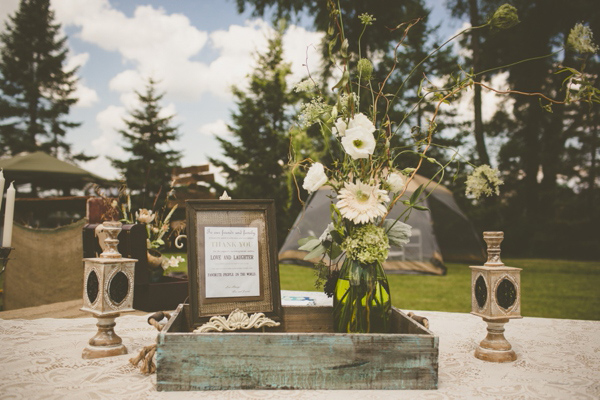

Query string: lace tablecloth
1 302 599 399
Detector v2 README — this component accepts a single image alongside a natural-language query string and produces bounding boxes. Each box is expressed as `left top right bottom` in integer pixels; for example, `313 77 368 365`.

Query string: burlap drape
3 219 85 310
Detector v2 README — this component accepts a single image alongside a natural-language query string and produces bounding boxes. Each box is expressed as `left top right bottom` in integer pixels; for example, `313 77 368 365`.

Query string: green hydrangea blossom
342 224 389 264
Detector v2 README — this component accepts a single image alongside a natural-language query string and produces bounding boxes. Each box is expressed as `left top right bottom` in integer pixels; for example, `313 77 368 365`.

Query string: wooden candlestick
81 221 137 359
470 231 522 363
82 314 126 359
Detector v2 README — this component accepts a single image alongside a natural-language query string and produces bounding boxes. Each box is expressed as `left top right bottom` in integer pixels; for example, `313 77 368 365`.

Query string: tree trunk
468 0 490 165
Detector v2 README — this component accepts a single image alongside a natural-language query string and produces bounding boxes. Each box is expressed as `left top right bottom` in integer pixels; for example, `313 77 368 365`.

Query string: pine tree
209 25 301 244
0 0 83 159
111 78 181 205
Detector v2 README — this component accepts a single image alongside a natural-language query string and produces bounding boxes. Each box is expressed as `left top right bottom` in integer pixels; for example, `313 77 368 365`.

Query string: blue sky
0 0 468 181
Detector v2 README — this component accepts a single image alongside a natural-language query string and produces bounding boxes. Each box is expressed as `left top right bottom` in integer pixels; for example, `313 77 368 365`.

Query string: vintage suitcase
156 303 438 391
82 223 187 311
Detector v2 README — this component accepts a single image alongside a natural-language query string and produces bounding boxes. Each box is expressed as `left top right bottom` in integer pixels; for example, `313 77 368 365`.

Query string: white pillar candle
2 182 15 248
0 169 5 215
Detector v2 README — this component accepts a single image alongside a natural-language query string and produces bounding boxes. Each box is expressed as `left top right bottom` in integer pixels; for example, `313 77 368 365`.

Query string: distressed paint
156 305 438 391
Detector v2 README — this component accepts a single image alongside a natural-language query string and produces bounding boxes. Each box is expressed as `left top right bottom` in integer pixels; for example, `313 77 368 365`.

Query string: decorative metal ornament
194 308 280 333
81 221 137 359
470 231 522 363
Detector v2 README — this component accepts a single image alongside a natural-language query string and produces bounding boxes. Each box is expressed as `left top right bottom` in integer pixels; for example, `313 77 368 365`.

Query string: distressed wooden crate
156 304 438 391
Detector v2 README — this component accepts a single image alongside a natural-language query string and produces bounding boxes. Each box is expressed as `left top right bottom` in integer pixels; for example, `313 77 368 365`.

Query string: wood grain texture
156 305 438 391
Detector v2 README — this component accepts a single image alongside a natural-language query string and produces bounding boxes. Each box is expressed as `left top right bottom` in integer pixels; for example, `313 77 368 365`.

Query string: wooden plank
172 165 209 175
156 305 438 390
157 332 437 390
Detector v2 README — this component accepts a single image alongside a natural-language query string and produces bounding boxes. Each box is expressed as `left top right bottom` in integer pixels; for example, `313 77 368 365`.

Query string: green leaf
413 205 429 211
329 243 342 260
304 243 327 260
328 37 337 60
340 38 349 58
330 230 343 244
332 70 350 90
299 238 321 251
298 236 317 247
410 184 424 205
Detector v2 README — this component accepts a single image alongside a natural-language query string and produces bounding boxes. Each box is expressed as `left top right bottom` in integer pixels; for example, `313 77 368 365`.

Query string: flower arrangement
291 4 598 333
105 184 185 273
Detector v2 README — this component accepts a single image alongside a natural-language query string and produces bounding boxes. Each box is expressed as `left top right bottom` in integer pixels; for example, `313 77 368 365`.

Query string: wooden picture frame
185 199 282 328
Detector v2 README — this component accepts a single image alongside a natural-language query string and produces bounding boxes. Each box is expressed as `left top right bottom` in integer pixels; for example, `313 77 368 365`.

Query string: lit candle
2 182 15 248
0 169 4 215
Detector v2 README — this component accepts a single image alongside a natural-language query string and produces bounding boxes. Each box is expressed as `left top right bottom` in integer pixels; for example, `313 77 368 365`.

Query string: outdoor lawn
1 257 597 320
163 255 600 321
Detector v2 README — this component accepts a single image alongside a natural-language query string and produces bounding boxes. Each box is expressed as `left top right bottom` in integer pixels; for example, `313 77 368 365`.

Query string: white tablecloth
1 291 599 400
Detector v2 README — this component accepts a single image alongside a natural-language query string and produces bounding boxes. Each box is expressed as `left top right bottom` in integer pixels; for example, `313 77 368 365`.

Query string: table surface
1 291 599 400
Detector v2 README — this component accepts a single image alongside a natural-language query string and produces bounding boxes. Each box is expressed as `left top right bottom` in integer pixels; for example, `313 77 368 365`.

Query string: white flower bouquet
291 4 598 333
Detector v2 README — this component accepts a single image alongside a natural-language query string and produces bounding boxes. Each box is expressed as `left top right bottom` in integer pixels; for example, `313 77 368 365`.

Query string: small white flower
136 209 155 224
303 162 328 193
319 223 335 243
348 113 375 133
465 165 504 199
341 126 376 159
567 23 598 54
294 79 316 92
332 118 347 137
337 180 389 224
387 172 406 193
166 255 185 270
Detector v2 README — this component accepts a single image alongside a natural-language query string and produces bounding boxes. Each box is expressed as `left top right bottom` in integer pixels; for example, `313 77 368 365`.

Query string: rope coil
129 311 171 374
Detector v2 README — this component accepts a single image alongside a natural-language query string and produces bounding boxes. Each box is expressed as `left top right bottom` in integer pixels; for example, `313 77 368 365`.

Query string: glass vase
333 257 392 333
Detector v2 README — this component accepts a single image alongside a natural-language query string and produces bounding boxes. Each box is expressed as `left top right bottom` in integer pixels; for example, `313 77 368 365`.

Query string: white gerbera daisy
337 180 390 224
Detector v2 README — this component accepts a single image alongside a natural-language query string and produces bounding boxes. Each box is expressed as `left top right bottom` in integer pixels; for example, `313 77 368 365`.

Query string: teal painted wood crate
156 304 438 391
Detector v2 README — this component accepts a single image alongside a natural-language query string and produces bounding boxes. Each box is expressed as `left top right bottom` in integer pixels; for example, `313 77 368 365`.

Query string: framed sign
185 199 282 327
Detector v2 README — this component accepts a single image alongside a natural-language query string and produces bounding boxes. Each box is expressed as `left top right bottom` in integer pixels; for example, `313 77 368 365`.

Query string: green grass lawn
163 254 600 320
3 255 596 320
279 258 600 321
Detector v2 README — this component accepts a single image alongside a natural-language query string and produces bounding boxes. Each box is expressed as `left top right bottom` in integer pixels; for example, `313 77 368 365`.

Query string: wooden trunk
156 304 438 391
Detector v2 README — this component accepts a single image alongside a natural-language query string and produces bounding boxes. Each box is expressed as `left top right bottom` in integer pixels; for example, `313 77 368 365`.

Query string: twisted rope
129 311 171 375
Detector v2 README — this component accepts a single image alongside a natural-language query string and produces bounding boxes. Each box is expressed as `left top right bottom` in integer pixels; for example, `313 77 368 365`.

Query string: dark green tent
0 151 108 190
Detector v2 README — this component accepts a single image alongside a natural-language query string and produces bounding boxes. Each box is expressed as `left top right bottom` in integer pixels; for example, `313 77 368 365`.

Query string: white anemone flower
341 126 376 159
332 118 347 137
387 172 406 193
337 180 389 224
303 162 328 193
348 113 375 133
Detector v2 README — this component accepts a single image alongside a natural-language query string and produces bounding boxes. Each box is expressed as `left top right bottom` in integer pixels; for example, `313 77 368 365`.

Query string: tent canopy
0 151 108 189
279 175 485 275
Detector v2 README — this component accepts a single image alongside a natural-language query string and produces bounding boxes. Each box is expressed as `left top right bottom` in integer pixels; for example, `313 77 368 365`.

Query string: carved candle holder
470 231 522 363
81 221 137 359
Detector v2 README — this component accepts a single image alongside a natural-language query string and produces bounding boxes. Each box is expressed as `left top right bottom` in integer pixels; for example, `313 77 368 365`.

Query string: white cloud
73 85 99 108
0 0 19 33
64 51 99 108
198 119 230 137
64 51 89 73
52 0 324 102
283 25 324 83
79 105 128 180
